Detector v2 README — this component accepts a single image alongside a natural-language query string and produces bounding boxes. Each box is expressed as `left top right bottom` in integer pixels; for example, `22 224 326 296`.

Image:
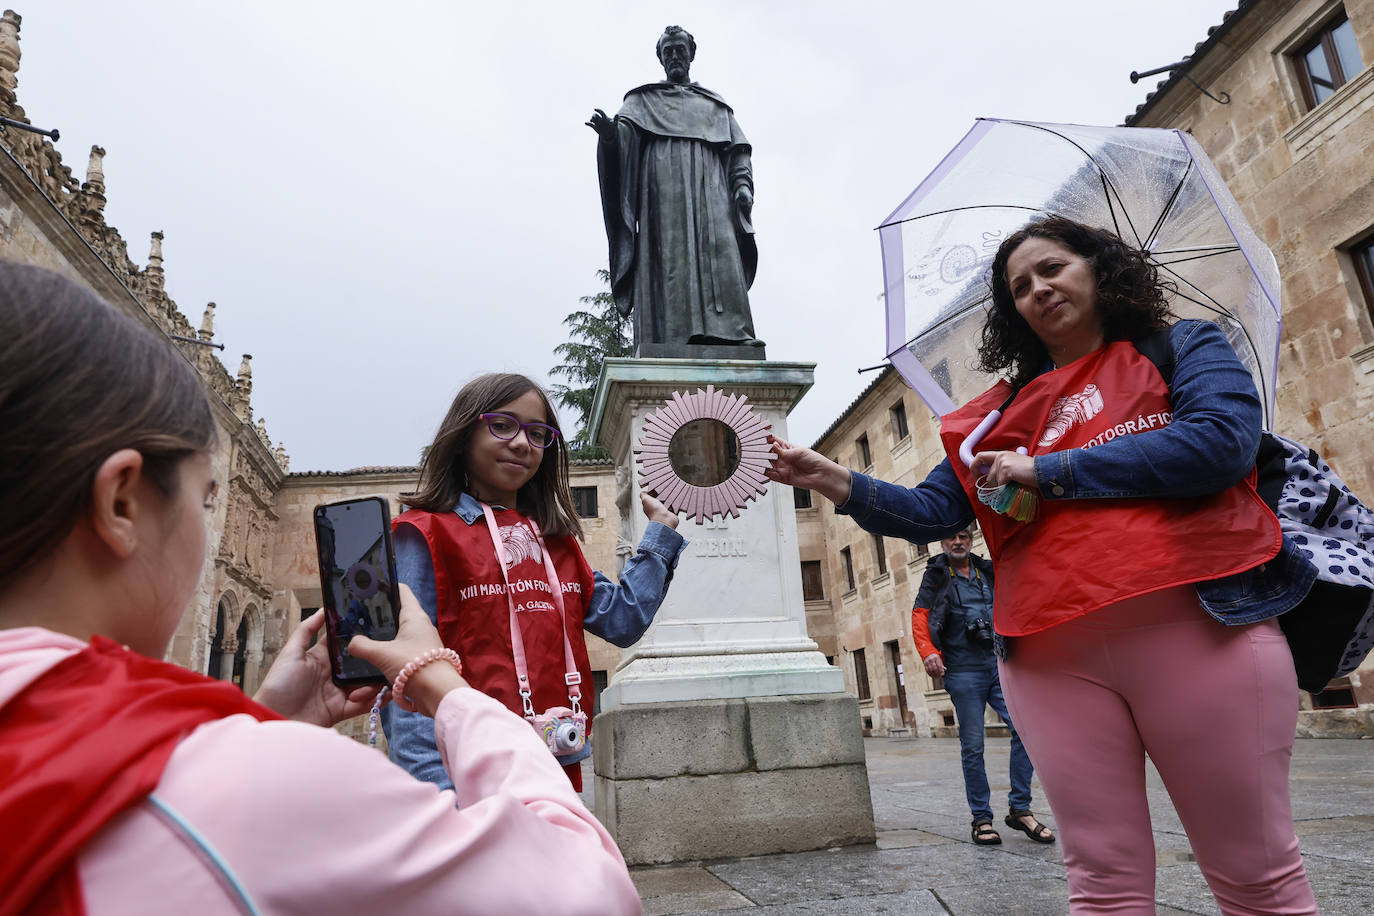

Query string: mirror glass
668 418 741 487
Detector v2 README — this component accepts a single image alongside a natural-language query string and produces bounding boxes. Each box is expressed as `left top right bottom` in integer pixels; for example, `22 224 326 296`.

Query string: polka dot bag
1261 432 1374 688
1137 326 1374 693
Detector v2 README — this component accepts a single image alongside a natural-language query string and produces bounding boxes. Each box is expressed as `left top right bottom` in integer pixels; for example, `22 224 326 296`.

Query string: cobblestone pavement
579 736 1374 914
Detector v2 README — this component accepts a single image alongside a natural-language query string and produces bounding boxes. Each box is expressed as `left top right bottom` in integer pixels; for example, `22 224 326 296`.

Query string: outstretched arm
583 493 685 647
767 435 971 543
765 435 853 504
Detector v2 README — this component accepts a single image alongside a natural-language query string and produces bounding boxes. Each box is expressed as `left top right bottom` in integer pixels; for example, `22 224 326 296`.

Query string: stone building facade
802 0 1374 738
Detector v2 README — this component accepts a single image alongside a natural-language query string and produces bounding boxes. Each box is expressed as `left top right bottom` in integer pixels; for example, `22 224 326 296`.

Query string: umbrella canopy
879 118 1282 426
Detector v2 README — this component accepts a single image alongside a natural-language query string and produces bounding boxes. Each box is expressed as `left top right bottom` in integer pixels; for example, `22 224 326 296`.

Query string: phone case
313 496 401 687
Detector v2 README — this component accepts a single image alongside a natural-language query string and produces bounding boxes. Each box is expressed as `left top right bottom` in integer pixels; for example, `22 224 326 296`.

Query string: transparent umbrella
878 118 1282 427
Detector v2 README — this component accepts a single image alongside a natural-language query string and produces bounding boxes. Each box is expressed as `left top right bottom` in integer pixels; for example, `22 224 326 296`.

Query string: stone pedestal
587 358 876 864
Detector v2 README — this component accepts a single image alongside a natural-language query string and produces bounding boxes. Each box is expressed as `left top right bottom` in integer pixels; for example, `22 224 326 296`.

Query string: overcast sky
17 1 1239 471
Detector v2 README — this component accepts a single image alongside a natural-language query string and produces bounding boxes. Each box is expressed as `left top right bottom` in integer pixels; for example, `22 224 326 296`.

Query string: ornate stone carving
75 145 107 236
198 301 216 342
232 446 270 506
0 11 20 117
246 515 263 575
614 462 635 574
219 499 240 559
232 353 253 422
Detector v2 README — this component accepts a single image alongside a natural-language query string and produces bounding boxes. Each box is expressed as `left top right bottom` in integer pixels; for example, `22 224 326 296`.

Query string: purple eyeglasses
479 412 560 449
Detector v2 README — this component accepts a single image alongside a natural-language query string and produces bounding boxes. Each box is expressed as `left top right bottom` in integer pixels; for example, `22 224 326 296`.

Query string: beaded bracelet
392 648 463 713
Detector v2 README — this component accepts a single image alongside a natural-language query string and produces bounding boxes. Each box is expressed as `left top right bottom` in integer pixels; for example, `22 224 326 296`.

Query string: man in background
912 528 1054 846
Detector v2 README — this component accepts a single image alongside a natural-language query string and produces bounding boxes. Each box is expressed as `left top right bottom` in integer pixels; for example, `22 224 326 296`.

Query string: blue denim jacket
839 320 1315 628
381 491 687 791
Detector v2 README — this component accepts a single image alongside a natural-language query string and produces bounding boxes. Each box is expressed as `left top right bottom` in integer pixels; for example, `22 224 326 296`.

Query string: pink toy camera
532 706 587 755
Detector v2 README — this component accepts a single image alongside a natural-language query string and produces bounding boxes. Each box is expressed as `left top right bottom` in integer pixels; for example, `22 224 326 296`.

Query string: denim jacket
381 491 687 791
839 320 1315 627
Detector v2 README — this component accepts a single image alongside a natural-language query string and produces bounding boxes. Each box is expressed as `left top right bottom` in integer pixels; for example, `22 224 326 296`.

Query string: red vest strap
0 637 280 916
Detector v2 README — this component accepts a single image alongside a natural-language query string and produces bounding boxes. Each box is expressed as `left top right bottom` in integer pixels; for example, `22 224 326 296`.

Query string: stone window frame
855 432 872 471
1291 6 1364 110
1343 228 1374 374
888 400 910 444
1349 233 1374 325
570 484 598 519
840 545 856 594
1277 1 1374 162
800 559 825 602
852 646 872 701
871 532 888 579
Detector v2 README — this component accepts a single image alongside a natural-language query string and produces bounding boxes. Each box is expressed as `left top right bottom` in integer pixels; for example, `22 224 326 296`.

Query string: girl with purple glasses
382 373 684 791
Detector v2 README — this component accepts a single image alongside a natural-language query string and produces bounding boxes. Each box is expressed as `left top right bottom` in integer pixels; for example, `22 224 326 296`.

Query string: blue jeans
943 667 1033 823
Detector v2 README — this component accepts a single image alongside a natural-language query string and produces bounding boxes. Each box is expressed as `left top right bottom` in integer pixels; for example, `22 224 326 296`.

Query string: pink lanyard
479 503 583 720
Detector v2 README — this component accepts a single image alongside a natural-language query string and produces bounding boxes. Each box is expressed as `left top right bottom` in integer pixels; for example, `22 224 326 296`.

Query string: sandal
1005 809 1055 844
971 819 1002 845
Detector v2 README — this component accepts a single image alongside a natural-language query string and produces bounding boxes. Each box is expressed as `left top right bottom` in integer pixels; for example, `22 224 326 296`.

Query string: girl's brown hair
0 263 218 592
404 373 582 539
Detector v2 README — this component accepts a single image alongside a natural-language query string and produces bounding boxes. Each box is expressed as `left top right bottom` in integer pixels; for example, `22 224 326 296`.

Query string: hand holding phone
348 584 469 717
314 497 401 687
252 608 382 726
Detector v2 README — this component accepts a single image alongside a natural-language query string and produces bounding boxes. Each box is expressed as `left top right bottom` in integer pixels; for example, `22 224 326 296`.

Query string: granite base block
594 691 875 864
1296 707 1374 738
599 763 875 865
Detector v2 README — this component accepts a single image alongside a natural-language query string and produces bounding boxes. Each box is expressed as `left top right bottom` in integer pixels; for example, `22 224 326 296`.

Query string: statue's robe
596 82 758 350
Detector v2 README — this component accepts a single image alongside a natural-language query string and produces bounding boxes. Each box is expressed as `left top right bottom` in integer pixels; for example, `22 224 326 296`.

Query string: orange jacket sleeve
911 604 940 661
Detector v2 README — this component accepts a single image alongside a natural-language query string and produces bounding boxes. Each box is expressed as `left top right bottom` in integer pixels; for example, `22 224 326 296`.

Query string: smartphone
314 496 401 687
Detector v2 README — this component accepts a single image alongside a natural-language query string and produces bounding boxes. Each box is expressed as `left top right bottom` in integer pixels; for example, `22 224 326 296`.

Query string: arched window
207 599 227 678
231 613 249 689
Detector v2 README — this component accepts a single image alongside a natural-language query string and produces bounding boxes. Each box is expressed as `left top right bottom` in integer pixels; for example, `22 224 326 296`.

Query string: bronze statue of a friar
588 26 764 357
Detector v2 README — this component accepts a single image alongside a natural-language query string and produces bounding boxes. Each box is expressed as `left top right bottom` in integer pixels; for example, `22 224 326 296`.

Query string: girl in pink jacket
0 263 641 916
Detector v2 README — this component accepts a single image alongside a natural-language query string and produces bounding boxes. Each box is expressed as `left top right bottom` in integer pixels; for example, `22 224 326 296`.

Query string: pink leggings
999 586 1316 915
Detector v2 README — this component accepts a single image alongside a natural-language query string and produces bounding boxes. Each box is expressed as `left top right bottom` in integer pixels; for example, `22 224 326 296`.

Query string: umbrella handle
959 410 1029 469
959 410 1002 467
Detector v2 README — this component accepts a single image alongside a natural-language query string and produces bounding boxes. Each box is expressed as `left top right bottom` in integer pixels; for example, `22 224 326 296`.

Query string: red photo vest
0 637 280 916
396 508 596 719
939 341 1281 636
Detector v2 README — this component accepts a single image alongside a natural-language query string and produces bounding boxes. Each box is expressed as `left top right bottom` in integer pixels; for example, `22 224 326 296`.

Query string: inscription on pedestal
695 536 748 558
693 515 747 558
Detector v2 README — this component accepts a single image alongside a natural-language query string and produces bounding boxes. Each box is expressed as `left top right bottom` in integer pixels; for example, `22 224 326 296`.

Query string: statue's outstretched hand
586 108 616 140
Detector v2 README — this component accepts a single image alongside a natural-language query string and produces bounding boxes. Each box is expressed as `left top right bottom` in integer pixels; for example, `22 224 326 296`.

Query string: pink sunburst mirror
633 386 775 524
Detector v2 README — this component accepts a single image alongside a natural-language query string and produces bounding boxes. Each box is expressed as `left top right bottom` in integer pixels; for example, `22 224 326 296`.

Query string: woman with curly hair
767 217 1316 914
